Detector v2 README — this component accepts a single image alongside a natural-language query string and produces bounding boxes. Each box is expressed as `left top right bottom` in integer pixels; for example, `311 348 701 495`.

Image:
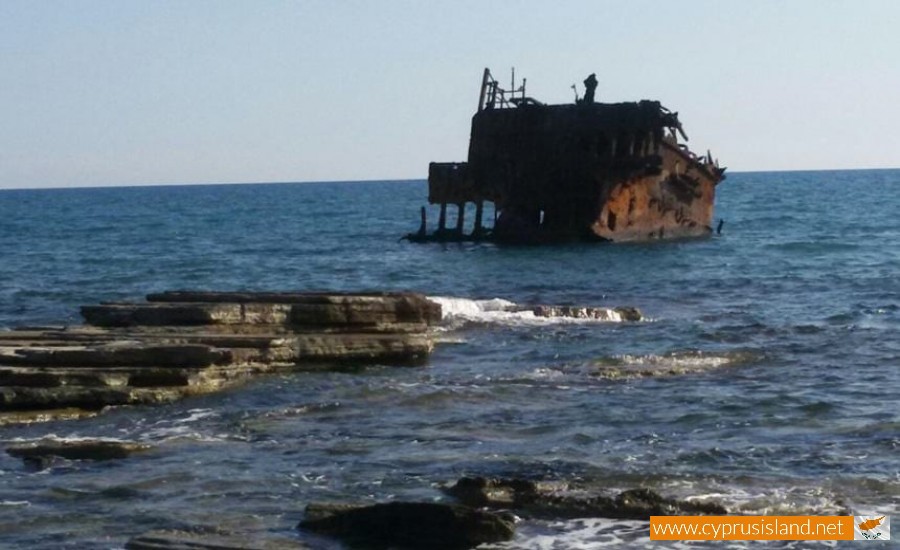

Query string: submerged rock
445 477 727 520
613 306 643 322
6 439 152 463
298 501 515 549
21 454 63 471
591 350 755 379
126 529 309 549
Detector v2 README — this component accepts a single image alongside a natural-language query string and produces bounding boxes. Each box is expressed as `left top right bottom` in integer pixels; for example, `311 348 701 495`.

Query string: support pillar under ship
406 68 726 244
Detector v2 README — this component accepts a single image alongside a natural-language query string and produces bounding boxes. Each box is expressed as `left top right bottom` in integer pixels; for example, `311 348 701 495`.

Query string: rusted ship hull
407 69 725 244
590 140 721 242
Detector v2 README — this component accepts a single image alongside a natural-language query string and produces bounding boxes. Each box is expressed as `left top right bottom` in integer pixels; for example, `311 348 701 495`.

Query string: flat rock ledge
444 477 728 520
0 291 440 421
298 501 515 549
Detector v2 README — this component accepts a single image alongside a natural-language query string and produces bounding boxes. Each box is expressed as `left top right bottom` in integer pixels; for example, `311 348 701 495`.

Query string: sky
1 0 898 189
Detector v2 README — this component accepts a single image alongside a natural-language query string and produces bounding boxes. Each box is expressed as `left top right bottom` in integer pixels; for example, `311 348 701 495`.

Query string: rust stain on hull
406 68 725 244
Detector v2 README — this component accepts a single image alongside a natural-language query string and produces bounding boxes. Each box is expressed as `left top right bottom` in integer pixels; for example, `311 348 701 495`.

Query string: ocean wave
138 425 235 443
428 296 632 329
138 408 235 442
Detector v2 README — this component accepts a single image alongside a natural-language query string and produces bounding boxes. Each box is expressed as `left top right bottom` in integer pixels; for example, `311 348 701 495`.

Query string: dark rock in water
445 477 727 520
302 502 363 522
298 501 515 549
22 454 62 471
613 306 643 322
7 439 152 462
445 476 544 507
126 529 309 549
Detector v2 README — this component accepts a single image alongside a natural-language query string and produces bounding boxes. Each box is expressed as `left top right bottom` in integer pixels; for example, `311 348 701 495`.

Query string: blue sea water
0 170 898 548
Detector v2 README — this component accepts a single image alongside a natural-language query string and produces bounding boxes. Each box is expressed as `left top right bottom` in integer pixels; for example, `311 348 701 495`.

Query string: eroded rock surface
0 291 439 420
298 501 515 549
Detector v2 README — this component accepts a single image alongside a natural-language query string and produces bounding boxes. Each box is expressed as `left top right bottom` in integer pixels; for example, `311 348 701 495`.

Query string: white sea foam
487 517 650 549
140 408 231 442
614 352 733 369
427 296 626 328
429 296 517 317
177 408 218 423
140 425 233 443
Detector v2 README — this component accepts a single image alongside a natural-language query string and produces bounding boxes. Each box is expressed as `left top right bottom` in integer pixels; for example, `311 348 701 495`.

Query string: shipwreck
407 69 725 243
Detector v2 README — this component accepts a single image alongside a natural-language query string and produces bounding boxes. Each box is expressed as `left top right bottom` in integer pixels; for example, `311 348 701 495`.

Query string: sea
0 170 898 548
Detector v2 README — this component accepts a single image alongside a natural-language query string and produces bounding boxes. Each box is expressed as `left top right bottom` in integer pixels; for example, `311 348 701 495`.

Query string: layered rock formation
0 291 439 421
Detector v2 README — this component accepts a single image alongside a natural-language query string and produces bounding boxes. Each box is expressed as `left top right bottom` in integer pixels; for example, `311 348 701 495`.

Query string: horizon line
1 166 898 192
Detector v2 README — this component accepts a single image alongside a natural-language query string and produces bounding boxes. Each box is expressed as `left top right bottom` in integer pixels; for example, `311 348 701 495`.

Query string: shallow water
0 170 898 548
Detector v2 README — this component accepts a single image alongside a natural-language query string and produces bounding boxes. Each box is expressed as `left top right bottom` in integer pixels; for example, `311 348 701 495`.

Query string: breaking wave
139 408 235 442
428 296 630 328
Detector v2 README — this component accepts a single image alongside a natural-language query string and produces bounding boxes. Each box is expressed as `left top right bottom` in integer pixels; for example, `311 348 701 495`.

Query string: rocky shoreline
117 477 729 549
3 432 730 549
2 290 660 549
1 290 643 424
3 436 727 549
0 291 440 423
119 477 727 549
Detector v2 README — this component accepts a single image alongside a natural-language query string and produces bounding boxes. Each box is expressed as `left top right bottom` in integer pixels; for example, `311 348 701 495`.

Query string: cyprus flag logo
854 515 890 541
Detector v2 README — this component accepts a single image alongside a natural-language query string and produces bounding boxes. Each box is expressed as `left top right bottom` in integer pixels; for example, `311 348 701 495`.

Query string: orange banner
650 516 854 541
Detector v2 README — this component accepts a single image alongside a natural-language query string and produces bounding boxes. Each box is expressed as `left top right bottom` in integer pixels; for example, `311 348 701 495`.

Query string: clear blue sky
1 0 898 189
